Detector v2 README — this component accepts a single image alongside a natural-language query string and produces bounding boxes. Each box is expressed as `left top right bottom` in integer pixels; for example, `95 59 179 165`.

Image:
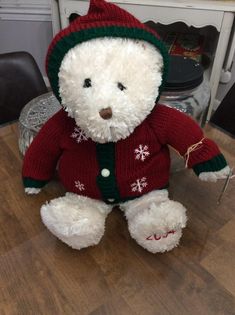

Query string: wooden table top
0 121 235 315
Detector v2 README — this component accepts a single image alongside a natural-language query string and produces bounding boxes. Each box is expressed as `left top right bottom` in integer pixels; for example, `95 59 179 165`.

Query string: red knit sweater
22 104 226 204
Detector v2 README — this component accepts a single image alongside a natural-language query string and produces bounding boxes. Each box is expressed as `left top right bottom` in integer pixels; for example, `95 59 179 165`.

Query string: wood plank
0 236 89 315
0 122 235 314
201 243 235 297
88 295 135 315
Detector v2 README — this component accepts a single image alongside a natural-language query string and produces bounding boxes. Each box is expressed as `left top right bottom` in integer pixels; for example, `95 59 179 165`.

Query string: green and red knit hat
46 0 169 102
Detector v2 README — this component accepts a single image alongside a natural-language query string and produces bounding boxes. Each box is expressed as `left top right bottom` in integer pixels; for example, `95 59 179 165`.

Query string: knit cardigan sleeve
22 108 68 188
148 104 227 175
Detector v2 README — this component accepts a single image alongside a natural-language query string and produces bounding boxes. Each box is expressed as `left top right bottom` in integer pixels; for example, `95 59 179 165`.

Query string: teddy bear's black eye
117 82 126 91
83 78 92 88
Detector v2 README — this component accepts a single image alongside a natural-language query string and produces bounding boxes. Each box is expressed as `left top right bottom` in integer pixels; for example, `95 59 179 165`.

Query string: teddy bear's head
46 0 168 143
58 38 163 142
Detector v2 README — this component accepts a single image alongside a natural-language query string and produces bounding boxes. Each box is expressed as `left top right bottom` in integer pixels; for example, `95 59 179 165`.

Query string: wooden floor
0 122 235 315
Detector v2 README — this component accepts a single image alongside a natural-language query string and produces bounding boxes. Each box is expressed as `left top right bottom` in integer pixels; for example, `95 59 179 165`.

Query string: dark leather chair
0 51 48 125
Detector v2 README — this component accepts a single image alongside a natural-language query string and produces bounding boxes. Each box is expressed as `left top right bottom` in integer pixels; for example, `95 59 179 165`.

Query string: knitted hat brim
46 26 169 102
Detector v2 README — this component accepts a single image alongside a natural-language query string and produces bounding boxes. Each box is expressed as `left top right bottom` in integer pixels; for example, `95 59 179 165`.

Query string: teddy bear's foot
121 190 187 253
41 193 111 249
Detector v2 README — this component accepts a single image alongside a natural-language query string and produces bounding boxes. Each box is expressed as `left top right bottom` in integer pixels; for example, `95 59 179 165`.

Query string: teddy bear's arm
22 109 67 192
150 105 229 180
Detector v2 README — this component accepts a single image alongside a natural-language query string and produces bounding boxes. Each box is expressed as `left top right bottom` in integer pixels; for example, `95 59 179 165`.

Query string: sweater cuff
23 177 49 188
193 154 227 176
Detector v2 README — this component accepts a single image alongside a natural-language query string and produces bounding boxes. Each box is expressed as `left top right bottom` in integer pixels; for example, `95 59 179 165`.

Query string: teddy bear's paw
199 165 230 182
40 193 111 250
128 200 187 253
25 187 41 194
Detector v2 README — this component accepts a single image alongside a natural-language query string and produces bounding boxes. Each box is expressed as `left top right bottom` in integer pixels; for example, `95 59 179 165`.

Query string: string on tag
184 138 205 168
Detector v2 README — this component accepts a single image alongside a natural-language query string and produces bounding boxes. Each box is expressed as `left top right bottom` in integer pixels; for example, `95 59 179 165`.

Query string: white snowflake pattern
131 177 148 193
74 180 85 191
134 144 150 161
71 127 88 143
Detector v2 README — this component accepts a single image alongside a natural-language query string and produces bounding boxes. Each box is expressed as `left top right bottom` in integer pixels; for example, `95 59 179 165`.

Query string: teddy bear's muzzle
99 107 112 120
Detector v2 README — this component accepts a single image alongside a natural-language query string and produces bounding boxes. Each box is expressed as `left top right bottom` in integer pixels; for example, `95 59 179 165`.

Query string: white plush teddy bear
23 0 230 253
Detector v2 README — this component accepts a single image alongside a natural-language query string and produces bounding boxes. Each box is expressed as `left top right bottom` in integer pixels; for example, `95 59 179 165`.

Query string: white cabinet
58 0 235 121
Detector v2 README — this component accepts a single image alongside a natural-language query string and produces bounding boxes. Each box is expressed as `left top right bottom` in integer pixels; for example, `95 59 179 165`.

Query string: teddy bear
22 0 230 253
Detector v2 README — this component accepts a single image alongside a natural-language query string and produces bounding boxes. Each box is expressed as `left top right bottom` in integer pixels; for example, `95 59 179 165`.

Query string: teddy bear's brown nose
99 107 112 120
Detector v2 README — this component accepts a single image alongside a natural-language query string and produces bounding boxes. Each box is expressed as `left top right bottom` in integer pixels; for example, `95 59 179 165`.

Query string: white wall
0 0 53 76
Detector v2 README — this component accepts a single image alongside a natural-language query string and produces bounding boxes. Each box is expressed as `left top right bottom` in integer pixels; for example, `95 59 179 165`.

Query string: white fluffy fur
121 189 169 220
59 38 163 143
40 193 111 249
199 165 230 182
25 187 41 194
121 190 187 253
